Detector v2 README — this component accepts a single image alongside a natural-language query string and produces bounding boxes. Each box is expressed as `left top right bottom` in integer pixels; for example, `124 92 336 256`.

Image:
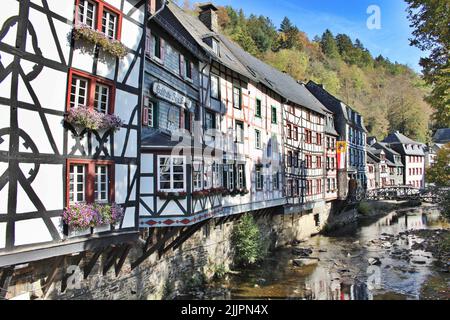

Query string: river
196 206 449 300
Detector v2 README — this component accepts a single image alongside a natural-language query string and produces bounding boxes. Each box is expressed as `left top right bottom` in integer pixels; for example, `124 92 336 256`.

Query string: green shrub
213 264 229 280
440 189 450 220
231 214 267 266
357 201 371 216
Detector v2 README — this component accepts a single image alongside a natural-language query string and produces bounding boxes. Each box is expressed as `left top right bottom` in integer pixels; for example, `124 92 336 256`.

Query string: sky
210 0 425 73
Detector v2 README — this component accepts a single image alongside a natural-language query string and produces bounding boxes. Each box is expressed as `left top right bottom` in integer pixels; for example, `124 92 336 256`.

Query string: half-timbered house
0 0 145 268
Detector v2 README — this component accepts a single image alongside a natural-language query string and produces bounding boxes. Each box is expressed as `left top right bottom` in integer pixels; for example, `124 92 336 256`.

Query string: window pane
95 84 109 114
69 164 85 204
70 77 88 108
102 10 117 39
79 0 96 28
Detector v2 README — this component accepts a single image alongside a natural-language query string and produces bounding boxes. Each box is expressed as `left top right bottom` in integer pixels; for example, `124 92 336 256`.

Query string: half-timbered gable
0 0 145 267
306 81 368 197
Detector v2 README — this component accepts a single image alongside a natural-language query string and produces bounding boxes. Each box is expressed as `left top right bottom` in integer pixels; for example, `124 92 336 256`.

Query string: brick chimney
198 3 219 32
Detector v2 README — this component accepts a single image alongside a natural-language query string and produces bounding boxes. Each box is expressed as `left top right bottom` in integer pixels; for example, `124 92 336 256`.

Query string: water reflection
206 207 444 301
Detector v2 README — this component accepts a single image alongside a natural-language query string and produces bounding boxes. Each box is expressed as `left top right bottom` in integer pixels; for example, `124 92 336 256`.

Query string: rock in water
368 258 382 266
293 259 319 267
292 248 313 257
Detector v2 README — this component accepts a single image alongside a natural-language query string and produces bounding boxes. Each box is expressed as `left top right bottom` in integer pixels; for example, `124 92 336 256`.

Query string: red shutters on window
145 27 152 56
179 54 185 77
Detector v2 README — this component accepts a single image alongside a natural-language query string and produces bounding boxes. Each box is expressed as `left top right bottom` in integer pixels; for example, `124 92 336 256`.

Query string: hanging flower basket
73 24 128 59
66 106 123 133
240 188 249 196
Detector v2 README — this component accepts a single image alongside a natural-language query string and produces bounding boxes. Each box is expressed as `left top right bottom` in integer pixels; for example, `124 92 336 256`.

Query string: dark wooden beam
131 227 180 270
102 246 121 276
0 267 14 299
144 228 155 252
42 255 65 296
83 249 103 279
115 244 131 277
171 221 208 252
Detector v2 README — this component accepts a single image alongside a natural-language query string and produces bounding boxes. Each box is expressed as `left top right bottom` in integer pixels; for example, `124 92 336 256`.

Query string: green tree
320 29 340 60
231 26 258 56
231 214 266 266
277 17 299 50
426 143 450 187
405 0 450 128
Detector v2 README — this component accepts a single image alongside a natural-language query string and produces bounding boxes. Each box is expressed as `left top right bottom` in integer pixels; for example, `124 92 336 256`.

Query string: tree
405 0 450 128
277 17 299 50
231 26 258 56
320 29 340 60
426 143 450 187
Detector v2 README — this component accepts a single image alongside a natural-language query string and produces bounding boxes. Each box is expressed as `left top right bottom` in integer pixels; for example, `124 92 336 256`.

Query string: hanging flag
336 141 347 170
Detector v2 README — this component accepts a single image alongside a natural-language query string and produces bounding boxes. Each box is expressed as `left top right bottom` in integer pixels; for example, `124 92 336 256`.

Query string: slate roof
433 128 450 144
166 2 254 80
218 34 327 115
383 131 422 145
305 81 367 132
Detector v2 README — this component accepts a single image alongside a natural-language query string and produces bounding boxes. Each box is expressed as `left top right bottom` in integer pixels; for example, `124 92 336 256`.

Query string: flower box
73 25 127 59
93 224 111 234
62 203 124 237
156 192 187 200
65 106 123 133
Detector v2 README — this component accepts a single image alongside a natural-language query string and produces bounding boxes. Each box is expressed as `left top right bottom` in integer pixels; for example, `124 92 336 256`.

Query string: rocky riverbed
178 206 449 300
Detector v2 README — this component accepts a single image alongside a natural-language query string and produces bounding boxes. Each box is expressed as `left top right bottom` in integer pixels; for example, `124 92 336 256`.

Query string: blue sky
211 0 425 72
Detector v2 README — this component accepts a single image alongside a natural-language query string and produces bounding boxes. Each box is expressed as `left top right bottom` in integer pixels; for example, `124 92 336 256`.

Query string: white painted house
0 0 145 267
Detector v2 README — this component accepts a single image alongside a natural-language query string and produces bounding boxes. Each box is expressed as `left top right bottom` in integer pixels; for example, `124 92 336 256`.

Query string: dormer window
211 38 219 56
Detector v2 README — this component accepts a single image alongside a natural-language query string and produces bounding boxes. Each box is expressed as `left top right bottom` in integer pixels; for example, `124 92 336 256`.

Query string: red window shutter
160 38 165 63
142 107 149 126
179 54 184 77
145 28 152 56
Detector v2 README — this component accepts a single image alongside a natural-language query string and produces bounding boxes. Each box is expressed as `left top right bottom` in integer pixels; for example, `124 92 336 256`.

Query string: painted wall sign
337 141 347 170
152 81 194 111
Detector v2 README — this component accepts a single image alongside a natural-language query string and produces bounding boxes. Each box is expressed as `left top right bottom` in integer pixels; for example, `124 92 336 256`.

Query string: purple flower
66 106 123 132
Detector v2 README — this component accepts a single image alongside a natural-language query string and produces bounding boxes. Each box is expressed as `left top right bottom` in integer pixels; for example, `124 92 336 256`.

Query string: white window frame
70 76 89 108
237 164 245 190
256 166 263 191
94 83 110 114
157 156 186 192
224 165 234 191
78 0 97 29
236 121 244 143
95 165 109 203
193 161 203 191
69 164 86 204
212 162 221 188
255 130 262 149
102 9 117 40
210 75 219 99
211 38 219 56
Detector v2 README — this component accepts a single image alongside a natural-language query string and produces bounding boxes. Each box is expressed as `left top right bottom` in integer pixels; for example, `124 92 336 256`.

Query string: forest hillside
180 2 433 142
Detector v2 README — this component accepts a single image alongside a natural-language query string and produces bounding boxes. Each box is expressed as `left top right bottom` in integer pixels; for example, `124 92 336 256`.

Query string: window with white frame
223 164 234 190
78 0 97 28
69 164 86 204
204 162 213 189
233 86 242 110
211 75 219 99
211 38 219 56
255 130 262 149
94 84 109 114
205 111 216 131
70 76 89 108
102 9 117 39
193 162 203 191
212 162 221 188
256 166 263 191
236 121 244 143
237 164 245 189
158 156 186 192
273 173 279 190
95 165 109 203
